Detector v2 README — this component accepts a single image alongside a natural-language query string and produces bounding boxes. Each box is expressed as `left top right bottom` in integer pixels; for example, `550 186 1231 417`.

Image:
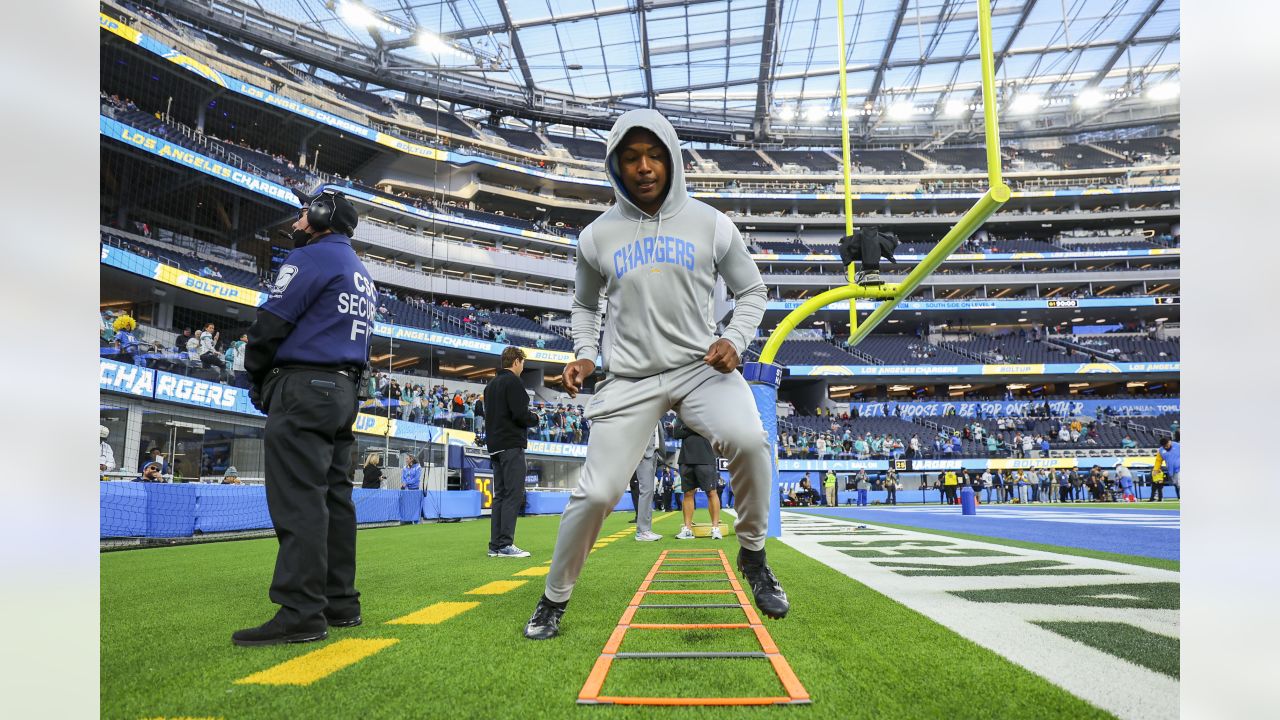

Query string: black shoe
855 270 883 286
324 610 363 628
628 517 637 523
524 595 567 640
232 617 328 647
737 548 790 620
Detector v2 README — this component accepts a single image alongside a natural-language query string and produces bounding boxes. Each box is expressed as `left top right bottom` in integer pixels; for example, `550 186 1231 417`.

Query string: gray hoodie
571 109 767 378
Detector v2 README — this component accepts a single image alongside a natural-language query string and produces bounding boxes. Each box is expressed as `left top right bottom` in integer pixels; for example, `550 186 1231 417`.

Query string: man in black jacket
483 347 538 558
673 416 722 540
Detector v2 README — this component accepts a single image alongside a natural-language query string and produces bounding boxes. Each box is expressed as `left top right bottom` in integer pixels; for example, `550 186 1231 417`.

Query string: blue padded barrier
144 484 198 537
613 495 634 512
422 490 481 520
524 491 571 515
100 483 148 537
353 488 401 523
195 484 272 532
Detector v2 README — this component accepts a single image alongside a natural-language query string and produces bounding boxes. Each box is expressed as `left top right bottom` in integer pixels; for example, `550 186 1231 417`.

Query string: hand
703 339 740 373
562 359 596 397
249 384 267 414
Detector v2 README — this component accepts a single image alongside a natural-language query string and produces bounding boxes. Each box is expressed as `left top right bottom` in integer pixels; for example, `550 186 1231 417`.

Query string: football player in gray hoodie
525 109 788 640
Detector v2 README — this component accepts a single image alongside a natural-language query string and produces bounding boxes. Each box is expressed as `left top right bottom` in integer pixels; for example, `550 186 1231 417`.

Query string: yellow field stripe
465 580 527 595
513 566 550 577
234 639 398 686
385 601 481 625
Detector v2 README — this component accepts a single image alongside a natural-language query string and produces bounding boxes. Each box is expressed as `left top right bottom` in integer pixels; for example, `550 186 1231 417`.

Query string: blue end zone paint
796 505 1180 561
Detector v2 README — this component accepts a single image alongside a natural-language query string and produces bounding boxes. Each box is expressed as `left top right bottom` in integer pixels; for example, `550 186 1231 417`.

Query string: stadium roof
160 0 1180 143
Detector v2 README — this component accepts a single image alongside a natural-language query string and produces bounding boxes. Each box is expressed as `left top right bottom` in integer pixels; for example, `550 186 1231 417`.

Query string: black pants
1150 482 1164 501
201 352 230 380
262 367 360 626
944 485 957 504
1060 485 1071 503
629 476 640 517
886 487 897 505
489 449 526 551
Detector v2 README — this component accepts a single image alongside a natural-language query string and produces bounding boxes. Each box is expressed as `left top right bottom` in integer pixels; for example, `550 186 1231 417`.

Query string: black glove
838 227 901 271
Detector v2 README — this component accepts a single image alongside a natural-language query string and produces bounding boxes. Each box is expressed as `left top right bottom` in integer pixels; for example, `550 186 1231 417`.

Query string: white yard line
780 512 1179 720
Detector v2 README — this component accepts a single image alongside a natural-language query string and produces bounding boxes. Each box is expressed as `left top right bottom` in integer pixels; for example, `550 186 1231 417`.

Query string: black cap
292 188 359 236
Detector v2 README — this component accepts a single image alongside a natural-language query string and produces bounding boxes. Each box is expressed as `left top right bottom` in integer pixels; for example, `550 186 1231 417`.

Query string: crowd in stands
362 371 593 443
101 311 248 386
776 403 1172 460
748 329 1179 368
370 290 574 352
752 230 1176 257
101 229 262 288
100 94 331 195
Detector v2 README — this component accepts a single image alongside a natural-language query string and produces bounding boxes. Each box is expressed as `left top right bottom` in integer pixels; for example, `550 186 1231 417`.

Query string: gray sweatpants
544 359 771 604
632 429 658 534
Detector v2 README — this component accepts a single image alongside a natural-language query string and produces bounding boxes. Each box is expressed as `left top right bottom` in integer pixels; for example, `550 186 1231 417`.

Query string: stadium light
414 29 481 64
887 101 917 120
1147 82 1180 101
804 104 828 123
943 98 967 117
1075 88 1106 109
1010 93 1042 115
777 105 796 122
340 1 393 33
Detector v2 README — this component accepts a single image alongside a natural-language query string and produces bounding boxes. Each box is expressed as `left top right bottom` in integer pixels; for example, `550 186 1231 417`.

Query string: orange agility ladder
577 548 810 706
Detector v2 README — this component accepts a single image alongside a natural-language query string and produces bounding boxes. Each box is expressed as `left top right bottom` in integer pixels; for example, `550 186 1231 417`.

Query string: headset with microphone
304 191 359 236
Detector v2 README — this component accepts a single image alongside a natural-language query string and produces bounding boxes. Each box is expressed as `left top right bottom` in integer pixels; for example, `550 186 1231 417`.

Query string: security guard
233 190 373 647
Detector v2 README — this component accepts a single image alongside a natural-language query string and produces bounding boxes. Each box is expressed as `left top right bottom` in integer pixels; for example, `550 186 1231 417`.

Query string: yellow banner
987 458 1077 470
987 456 1157 470
353 413 391 437
1075 362 1123 374
442 428 477 445
980 364 1046 375
152 265 264 307
100 12 140 43
373 132 444 161
523 347 576 364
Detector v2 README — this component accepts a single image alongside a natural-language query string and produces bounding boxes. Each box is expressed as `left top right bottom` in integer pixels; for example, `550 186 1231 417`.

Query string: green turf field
102 512 1118 719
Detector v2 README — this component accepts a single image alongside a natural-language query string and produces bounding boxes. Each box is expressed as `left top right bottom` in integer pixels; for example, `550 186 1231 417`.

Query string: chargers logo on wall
154 372 245 411
99 359 155 396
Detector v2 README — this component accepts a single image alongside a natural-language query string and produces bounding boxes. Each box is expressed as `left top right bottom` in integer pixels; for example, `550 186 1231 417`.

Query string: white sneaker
710 527 723 540
675 526 695 540
635 530 663 542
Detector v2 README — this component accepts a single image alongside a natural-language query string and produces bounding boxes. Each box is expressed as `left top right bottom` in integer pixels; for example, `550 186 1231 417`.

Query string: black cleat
232 617 328 647
737 548 790 620
524 595 567 640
